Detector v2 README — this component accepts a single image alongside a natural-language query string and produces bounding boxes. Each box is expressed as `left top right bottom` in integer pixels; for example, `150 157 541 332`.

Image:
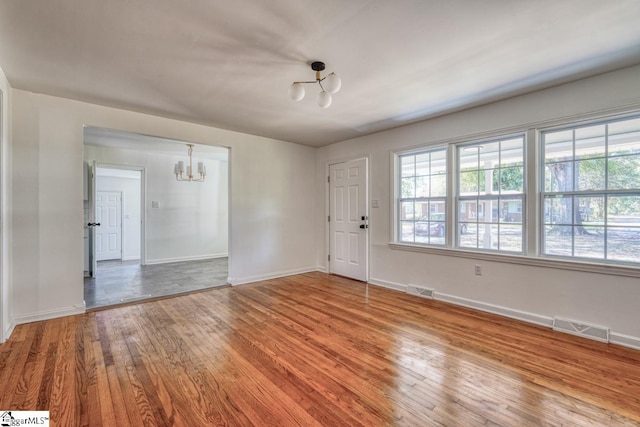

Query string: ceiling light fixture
174 144 206 182
289 61 341 108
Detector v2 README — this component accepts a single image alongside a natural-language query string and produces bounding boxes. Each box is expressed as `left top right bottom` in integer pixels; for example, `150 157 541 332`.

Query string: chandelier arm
292 80 318 85
318 80 326 92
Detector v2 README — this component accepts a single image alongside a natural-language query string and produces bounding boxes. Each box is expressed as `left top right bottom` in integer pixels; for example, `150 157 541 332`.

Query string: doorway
83 126 230 309
86 165 143 278
328 158 369 282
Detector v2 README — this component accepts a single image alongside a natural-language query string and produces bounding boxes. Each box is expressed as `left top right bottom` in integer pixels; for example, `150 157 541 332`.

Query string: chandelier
174 144 206 182
289 61 341 108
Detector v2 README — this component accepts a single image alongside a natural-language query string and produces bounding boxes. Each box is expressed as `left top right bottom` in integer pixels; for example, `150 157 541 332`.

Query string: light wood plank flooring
2 272 640 426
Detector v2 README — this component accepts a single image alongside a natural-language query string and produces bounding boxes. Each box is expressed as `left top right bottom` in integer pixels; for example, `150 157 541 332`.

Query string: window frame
455 134 527 254
390 109 640 278
539 114 640 266
396 146 448 246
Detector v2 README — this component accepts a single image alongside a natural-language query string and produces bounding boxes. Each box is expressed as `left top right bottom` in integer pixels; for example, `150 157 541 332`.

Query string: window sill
388 243 640 278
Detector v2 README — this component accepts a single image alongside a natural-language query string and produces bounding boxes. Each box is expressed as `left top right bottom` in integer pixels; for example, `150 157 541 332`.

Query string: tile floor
84 257 229 309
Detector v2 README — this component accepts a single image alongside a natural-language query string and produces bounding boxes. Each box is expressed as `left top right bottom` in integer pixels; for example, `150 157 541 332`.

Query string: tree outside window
542 116 640 263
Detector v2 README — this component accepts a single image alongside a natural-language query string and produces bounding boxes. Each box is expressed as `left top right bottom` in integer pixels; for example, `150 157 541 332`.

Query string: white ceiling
1 0 640 147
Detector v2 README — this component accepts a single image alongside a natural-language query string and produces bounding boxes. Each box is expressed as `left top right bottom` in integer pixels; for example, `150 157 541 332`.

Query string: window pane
574 226 604 259
415 221 430 237
576 195 604 225
431 149 446 166
400 221 415 242
544 228 573 256
608 195 640 219
480 141 500 166
544 195 573 226
476 224 496 250
459 170 479 195
501 138 524 167
576 158 605 191
400 201 415 220
500 224 523 252
459 146 480 169
416 176 429 198
415 153 430 176
500 197 523 224
609 117 640 157
477 198 499 223
431 174 446 197
401 155 415 177
401 177 415 198
415 201 429 219
459 223 478 249
607 227 640 263
608 155 640 190
544 130 573 163
545 161 575 192
575 124 605 160
499 167 524 193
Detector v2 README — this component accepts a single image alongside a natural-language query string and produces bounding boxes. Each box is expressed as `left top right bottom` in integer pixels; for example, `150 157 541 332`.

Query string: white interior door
329 158 368 281
96 191 122 261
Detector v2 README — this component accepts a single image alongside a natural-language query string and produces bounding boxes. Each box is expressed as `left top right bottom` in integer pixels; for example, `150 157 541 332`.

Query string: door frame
0 87 5 342
325 155 370 282
89 163 146 277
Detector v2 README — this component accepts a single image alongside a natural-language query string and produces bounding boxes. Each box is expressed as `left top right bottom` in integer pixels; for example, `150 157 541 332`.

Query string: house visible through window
398 148 447 245
394 112 640 269
457 136 525 253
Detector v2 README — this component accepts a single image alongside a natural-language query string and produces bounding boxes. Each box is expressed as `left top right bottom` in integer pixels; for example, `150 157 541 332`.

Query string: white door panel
329 158 368 281
96 191 122 261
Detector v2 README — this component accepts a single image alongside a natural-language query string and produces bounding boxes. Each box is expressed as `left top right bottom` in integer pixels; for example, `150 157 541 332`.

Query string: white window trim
390 107 640 278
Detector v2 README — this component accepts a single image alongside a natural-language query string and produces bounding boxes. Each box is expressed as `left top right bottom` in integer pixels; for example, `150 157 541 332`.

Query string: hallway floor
84 257 228 309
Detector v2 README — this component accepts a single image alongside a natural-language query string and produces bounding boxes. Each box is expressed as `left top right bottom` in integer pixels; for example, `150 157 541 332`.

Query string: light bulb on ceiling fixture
317 91 332 108
289 83 305 101
289 61 341 107
323 72 341 94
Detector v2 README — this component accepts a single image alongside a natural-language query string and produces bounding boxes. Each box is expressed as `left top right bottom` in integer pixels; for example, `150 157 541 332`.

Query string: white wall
86 145 229 263
316 65 640 347
95 173 142 261
10 90 317 325
0 66 11 341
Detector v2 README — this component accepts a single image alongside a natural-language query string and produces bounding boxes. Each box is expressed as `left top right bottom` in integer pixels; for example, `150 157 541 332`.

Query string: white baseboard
11 303 86 328
229 266 318 286
316 265 327 273
367 279 640 351
434 292 553 328
145 253 228 265
122 256 141 261
368 277 408 292
610 332 640 350
2 318 16 343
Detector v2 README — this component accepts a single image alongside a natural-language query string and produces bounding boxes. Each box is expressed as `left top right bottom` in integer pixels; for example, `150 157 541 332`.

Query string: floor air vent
552 317 610 343
406 285 434 299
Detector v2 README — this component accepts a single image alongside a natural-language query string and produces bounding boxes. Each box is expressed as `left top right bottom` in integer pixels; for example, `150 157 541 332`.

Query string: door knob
87 222 101 227
359 224 368 229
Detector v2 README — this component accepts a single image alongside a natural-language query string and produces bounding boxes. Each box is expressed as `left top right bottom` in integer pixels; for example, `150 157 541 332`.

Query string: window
542 116 640 264
457 136 525 253
392 111 640 271
398 148 447 245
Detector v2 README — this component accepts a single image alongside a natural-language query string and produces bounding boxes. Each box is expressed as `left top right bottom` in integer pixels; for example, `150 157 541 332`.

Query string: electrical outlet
474 264 482 276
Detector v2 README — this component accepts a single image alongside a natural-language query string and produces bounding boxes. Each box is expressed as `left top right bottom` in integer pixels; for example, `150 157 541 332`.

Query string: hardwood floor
2 272 640 426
